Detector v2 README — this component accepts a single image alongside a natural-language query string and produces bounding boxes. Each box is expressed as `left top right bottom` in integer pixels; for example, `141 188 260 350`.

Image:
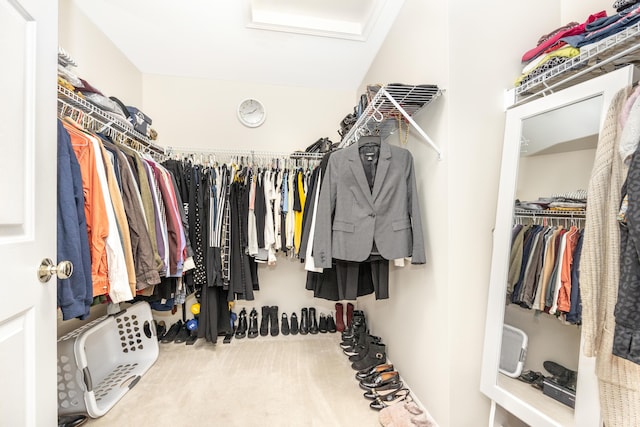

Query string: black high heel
248 308 259 338
235 308 247 339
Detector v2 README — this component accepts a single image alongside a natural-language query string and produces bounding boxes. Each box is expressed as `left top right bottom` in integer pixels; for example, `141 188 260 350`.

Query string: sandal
370 388 412 410
517 370 542 384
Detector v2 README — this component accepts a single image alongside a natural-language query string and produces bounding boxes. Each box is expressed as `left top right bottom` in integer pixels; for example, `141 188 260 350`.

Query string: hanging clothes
57 120 93 320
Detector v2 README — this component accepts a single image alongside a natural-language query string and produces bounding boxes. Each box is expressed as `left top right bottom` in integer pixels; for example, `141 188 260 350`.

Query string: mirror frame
480 65 636 427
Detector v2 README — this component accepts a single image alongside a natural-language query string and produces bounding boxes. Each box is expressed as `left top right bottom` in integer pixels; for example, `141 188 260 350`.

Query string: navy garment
566 230 584 324
57 120 93 320
561 4 640 47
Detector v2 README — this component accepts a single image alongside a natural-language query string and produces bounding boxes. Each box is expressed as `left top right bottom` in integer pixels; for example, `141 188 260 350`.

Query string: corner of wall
58 0 143 105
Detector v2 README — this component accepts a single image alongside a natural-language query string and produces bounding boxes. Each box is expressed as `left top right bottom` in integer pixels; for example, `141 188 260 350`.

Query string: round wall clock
237 98 266 128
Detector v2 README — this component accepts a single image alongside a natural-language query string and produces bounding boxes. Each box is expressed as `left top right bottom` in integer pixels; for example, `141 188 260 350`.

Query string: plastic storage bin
499 324 528 378
57 302 159 418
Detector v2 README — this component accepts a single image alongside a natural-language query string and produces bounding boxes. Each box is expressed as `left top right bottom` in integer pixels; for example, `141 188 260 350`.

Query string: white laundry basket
57 301 159 418
499 324 528 378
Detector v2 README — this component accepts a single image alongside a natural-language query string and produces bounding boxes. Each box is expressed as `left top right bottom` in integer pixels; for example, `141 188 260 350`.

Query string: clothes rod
165 147 325 160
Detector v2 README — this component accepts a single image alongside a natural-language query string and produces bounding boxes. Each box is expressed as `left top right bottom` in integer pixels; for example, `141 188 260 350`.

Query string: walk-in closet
4 1 640 426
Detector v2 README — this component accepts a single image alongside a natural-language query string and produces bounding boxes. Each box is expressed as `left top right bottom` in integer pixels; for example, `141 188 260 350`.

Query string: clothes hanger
358 134 382 148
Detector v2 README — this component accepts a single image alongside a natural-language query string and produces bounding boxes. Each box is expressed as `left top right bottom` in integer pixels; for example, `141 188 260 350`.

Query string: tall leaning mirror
480 65 636 427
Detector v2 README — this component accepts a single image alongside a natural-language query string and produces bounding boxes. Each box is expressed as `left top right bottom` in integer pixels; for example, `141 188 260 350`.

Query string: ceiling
72 0 405 90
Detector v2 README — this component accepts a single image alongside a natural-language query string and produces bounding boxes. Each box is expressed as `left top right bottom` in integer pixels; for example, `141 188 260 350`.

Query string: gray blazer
313 140 426 268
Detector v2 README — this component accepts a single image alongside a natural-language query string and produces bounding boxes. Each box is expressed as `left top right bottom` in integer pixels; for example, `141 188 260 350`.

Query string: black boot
319 313 328 333
300 308 309 335
235 308 247 339
327 314 336 333
260 306 270 337
270 306 279 336
290 313 299 335
248 308 259 338
281 313 290 336
309 307 318 334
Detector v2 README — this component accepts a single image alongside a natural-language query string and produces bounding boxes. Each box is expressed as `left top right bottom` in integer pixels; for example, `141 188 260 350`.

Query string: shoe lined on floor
160 320 183 343
290 312 299 335
359 371 400 391
248 308 259 338
327 314 337 333
309 307 319 334
235 308 247 339
260 306 270 337
370 388 411 410
155 320 166 341
335 303 345 332
346 302 355 328
174 323 190 343
351 343 387 371
300 308 309 335
319 313 328 333
364 381 405 400
357 363 394 380
281 313 290 336
269 306 279 336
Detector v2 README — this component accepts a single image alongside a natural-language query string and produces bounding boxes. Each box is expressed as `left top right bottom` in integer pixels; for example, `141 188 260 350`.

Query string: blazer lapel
371 141 392 200
347 143 375 208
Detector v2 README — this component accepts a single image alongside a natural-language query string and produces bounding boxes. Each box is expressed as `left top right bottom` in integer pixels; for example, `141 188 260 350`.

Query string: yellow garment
515 46 580 86
293 171 306 255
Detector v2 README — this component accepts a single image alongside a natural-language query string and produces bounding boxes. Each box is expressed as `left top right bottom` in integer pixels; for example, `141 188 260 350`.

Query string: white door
0 0 58 425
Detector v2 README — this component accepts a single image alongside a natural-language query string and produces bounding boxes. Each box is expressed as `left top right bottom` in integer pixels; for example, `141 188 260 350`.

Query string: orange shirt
557 226 579 313
63 120 110 297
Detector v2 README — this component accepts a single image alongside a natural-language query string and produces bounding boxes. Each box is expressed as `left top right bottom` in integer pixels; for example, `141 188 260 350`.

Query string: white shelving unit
57 84 166 160
339 83 443 159
506 21 640 107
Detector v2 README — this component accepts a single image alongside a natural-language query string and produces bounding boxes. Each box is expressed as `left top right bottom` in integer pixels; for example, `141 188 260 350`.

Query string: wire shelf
57 85 166 159
514 208 586 219
510 20 640 106
340 84 441 148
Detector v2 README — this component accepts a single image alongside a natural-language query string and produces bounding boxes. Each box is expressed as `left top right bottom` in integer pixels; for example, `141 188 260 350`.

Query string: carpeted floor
85 332 383 427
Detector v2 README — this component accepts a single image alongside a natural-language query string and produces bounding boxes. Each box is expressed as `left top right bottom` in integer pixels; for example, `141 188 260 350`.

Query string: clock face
237 98 266 127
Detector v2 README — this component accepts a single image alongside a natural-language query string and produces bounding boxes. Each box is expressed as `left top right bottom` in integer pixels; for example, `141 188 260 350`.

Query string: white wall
355 0 451 423
141 73 356 318
58 0 143 106
562 0 614 22
141 74 353 153
357 0 564 426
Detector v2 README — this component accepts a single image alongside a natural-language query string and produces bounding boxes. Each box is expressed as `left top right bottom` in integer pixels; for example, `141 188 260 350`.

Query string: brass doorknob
38 258 73 283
